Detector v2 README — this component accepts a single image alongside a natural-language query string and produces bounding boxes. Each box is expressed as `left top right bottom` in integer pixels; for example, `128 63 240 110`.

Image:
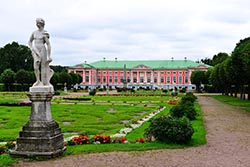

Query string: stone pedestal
10 86 66 158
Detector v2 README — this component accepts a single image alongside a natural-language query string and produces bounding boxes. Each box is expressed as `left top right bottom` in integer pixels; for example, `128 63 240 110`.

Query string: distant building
68 58 210 90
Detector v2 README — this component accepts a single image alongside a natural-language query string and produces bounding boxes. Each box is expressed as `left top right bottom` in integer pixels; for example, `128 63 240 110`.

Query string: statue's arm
28 33 39 56
28 33 34 49
44 32 52 62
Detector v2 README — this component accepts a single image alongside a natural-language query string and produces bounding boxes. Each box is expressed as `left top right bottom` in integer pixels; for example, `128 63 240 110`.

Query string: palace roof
70 60 210 69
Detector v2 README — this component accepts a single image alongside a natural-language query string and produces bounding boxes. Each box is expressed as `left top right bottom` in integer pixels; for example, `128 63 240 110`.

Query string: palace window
185 76 188 83
172 76 176 83
154 76 157 83
114 76 118 83
147 76 151 83
178 76 182 83
86 76 89 82
133 77 137 83
140 76 144 83
167 76 170 83
160 76 164 83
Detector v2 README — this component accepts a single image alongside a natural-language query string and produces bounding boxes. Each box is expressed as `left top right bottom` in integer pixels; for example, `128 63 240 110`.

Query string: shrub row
62 97 92 101
0 102 31 106
145 92 197 144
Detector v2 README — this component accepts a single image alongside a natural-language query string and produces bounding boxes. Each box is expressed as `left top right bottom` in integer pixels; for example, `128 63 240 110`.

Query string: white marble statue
28 18 54 87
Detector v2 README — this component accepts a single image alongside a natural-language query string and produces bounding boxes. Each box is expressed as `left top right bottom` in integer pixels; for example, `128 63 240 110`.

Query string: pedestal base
10 87 65 158
10 120 66 158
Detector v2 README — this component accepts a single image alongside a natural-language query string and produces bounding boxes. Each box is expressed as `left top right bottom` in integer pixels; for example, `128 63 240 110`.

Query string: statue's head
36 18 45 28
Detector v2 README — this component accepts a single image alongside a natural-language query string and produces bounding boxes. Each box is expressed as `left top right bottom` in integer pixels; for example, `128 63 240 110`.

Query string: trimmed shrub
169 105 184 118
181 95 196 104
145 116 194 144
169 104 197 120
89 89 96 96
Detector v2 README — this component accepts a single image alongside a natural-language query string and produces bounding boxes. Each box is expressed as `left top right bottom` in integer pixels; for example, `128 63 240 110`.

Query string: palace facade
68 59 210 90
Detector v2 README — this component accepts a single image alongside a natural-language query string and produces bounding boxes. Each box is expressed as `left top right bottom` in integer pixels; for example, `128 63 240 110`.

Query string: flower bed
0 141 15 155
67 135 144 146
168 99 178 105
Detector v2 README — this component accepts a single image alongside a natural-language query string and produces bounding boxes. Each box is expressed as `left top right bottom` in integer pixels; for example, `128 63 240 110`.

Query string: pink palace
68 58 210 90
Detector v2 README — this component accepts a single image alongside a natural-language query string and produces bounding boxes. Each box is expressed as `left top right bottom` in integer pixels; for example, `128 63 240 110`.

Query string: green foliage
0 154 17 167
169 104 197 120
15 69 31 85
0 69 16 91
181 93 197 104
190 70 206 91
89 89 96 96
59 71 71 84
201 52 229 66
231 37 250 86
0 42 33 74
145 116 194 144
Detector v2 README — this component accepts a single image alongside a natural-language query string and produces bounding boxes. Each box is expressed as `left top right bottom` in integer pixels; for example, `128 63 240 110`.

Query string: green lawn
210 95 250 112
0 93 206 167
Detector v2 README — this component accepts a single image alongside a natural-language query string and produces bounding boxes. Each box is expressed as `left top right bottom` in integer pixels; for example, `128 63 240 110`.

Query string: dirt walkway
15 96 250 167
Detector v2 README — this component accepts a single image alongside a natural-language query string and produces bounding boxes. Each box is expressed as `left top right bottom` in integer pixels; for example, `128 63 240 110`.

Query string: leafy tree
15 69 30 85
0 69 16 91
201 57 213 66
231 37 250 99
50 65 67 73
59 71 72 85
190 70 206 91
0 42 32 73
76 74 83 84
69 72 78 85
201 52 229 66
212 52 229 66
51 72 59 88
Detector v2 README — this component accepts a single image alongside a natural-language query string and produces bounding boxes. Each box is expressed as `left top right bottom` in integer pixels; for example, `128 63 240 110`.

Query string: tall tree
212 52 229 66
190 70 206 92
15 69 30 86
0 69 16 91
0 42 33 73
231 37 250 99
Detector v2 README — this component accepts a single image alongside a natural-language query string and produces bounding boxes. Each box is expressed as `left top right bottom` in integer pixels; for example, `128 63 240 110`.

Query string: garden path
15 95 250 167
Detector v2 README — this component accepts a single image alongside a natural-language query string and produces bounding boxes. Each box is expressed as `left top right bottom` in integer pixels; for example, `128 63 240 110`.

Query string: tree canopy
0 42 33 73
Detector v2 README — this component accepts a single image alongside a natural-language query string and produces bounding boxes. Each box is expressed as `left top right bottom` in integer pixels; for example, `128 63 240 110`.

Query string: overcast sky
0 0 250 66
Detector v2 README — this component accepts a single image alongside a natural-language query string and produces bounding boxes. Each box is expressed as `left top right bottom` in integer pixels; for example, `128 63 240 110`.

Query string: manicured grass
210 95 250 112
0 93 206 167
52 104 157 137
0 106 30 141
65 100 206 156
0 154 18 167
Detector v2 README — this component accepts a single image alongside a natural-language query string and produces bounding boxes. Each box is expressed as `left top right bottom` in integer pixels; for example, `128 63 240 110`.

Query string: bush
162 89 168 93
181 96 196 104
89 89 96 96
169 105 184 118
169 104 197 120
186 92 197 99
179 88 187 93
54 91 60 95
145 116 194 144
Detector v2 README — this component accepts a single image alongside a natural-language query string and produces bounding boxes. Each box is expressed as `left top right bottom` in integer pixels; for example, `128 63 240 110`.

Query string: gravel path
15 95 250 167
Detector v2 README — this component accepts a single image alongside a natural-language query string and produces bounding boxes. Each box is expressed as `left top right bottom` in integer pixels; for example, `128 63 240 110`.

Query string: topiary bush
169 105 184 118
181 95 196 104
145 115 194 144
169 104 197 120
89 89 96 96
